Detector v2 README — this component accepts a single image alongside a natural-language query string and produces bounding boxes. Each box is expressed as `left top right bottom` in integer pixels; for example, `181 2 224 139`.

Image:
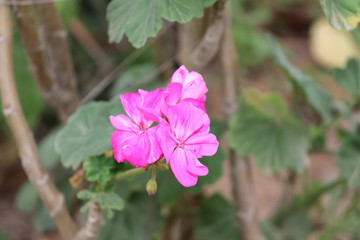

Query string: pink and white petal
157 122 177 163
170 148 198 187
109 114 138 132
171 65 188 84
186 132 219 157
164 83 182 105
184 149 208 176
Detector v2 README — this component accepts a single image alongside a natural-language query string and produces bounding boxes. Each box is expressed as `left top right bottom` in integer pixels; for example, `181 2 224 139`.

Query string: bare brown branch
75 202 104 240
0 4 77 240
12 0 79 121
33 0 80 120
221 2 264 240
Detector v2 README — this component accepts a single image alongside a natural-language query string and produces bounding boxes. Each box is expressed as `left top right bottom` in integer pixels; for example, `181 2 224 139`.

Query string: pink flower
164 66 208 111
110 89 163 167
157 101 219 187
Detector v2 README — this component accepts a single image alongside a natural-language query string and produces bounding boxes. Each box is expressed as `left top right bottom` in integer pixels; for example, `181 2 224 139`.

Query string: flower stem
111 167 147 184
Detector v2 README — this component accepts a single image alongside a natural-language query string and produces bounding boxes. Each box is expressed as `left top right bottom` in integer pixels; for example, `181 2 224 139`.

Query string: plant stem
111 167 147 184
75 202 104 240
0 4 77 239
221 2 264 239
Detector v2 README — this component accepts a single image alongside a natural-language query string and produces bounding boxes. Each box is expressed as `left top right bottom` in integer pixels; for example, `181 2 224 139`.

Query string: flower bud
146 179 157 196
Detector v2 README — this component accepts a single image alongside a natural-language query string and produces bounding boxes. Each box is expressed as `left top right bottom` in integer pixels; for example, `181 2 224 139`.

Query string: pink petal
109 114 139 132
157 121 177 163
111 128 162 167
165 101 208 141
120 92 143 125
171 65 189 84
184 149 209 176
186 132 219 157
169 148 198 187
164 82 182 105
181 72 208 100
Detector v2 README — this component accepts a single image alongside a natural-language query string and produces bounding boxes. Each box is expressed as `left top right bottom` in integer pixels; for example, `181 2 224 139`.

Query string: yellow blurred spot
310 18 360 68
105 150 114 157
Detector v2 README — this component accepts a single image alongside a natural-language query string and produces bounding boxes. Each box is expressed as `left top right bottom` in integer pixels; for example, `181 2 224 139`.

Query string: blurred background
1 0 360 239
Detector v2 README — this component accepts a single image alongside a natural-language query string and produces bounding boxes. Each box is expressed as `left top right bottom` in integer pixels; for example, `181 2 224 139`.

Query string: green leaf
260 221 283 240
333 58 360 100
96 192 126 218
321 0 360 31
202 0 217 8
39 128 61 170
77 190 125 218
229 89 309 173
15 182 39 213
162 0 203 23
99 192 163 240
84 155 117 186
107 0 163 48
106 0 212 48
336 140 360 189
272 38 332 123
195 194 241 240
281 210 312 240
33 204 56 233
55 100 124 170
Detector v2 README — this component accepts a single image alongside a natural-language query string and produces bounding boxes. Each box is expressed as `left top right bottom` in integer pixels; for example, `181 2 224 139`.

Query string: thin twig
75 202 104 240
221 2 264 239
80 24 173 104
0 4 77 239
69 18 112 75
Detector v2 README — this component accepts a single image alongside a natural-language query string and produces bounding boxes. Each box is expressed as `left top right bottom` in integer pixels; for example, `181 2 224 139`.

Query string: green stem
111 167 147 184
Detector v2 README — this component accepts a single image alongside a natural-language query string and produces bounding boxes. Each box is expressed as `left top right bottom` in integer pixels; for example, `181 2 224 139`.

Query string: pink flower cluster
109 66 219 187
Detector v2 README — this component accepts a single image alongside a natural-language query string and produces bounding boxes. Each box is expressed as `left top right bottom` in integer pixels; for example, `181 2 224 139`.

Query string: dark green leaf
260 221 283 240
33 205 55 233
281 210 312 240
229 88 309 173
84 155 117 186
39 128 61 170
336 141 360 189
195 194 241 240
15 182 39 213
78 190 125 218
333 58 360 101
96 192 126 218
55 100 124 170
321 0 360 31
99 192 163 240
272 38 332 123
